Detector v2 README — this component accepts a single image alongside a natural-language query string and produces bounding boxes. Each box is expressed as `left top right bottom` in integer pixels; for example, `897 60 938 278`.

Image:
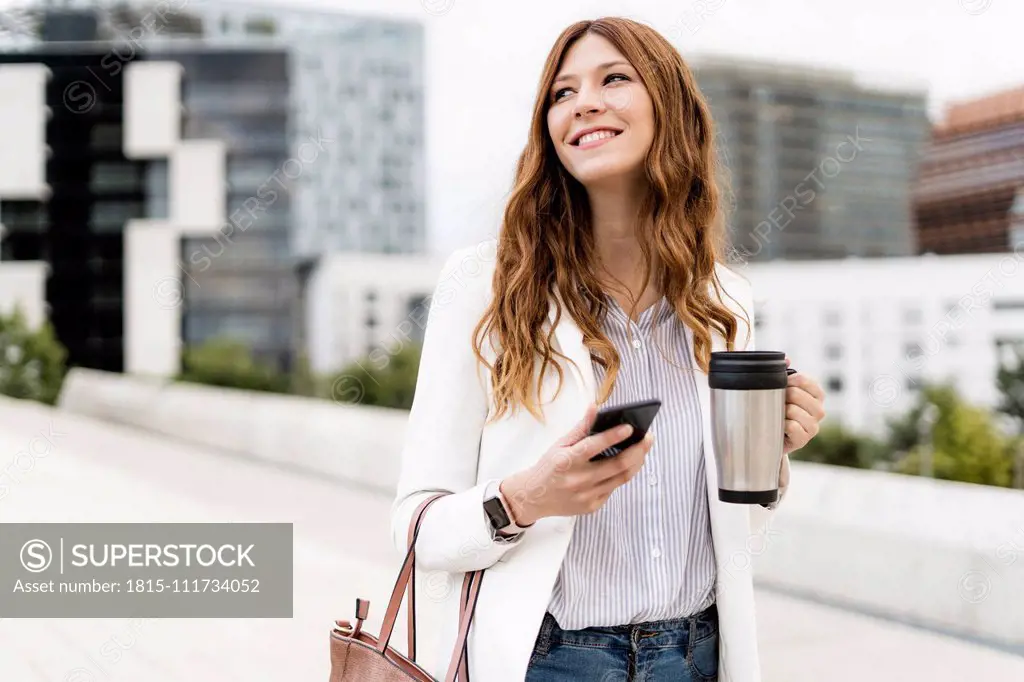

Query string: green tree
995 346 1024 486
324 343 422 410
789 421 886 469
889 383 1015 487
288 351 318 398
0 306 67 405
177 338 289 394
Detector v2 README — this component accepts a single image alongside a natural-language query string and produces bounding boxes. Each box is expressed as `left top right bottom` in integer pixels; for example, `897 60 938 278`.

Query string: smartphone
587 398 662 461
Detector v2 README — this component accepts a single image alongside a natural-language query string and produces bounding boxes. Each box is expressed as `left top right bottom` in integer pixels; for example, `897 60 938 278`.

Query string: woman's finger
788 372 825 403
786 389 825 422
784 417 811 449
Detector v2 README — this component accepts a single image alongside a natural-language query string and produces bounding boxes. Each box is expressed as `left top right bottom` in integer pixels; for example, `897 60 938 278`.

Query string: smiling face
546 33 656 190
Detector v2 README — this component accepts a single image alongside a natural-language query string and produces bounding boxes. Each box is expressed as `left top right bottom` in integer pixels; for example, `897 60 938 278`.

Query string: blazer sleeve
389 247 523 573
736 275 791 536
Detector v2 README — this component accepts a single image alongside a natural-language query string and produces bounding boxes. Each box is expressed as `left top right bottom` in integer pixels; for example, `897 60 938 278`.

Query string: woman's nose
573 85 605 118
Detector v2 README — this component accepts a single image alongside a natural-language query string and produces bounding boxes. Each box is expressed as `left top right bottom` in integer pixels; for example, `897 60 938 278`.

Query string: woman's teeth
577 130 618 145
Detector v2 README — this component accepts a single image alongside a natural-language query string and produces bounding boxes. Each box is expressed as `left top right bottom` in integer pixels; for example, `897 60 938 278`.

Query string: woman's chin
573 162 643 190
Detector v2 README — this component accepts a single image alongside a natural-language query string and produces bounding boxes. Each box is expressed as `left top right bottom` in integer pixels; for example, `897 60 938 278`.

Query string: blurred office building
744 253 1024 435
315 244 1024 436
691 56 931 261
913 84 1024 255
303 252 441 375
0 1 425 378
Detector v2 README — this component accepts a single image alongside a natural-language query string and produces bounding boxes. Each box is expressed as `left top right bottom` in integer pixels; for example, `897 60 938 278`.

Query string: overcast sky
3 0 1021 255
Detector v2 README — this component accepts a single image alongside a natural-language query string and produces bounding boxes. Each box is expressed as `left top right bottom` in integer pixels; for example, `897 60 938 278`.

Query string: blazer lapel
692 301 727 493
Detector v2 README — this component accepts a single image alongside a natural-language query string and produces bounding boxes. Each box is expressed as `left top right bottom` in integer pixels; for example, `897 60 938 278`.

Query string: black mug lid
709 351 787 375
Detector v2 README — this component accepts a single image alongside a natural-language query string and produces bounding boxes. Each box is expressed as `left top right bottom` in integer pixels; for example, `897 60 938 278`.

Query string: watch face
484 496 511 530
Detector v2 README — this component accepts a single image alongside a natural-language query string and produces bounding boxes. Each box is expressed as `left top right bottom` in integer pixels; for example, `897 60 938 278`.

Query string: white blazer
390 240 789 682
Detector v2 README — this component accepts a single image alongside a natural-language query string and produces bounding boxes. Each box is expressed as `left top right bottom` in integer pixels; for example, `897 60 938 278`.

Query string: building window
825 344 842 360
903 307 922 324
90 163 142 192
244 16 277 35
92 201 144 232
0 203 45 232
90 124 122 151
826 376 843 392
406 295 429 344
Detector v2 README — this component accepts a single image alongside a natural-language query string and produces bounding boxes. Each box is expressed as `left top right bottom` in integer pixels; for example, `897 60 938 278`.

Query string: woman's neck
587 182 661 312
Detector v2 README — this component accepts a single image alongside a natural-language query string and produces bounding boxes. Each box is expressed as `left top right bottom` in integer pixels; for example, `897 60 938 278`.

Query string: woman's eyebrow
553 60 632 86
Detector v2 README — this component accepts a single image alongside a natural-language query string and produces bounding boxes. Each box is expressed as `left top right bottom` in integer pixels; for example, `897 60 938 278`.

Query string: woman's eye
605 73 630 85
553 88 573 102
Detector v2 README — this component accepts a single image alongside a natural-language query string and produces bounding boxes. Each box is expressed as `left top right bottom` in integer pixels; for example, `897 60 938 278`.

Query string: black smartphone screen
588 399 662 460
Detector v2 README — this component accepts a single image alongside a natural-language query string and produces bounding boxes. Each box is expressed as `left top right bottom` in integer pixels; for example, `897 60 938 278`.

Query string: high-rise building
0 1 426 377
187 0 427 257
912 85 1024 255
690 56 930 261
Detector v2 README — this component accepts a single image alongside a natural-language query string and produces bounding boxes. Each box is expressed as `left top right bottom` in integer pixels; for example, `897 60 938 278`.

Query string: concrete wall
123 220 183 378
55 368 1024 650
0 261 48 330
124 61 182 159
0 63 49 200
751 461 1024 650
120 62 227 378
57 368 406 493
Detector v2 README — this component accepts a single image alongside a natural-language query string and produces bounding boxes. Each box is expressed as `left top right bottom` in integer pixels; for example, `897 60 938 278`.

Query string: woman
390 16 826 682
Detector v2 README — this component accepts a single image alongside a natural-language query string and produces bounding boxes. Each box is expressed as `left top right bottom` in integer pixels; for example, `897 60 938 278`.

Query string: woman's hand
500 403 653 526
783 357 826 456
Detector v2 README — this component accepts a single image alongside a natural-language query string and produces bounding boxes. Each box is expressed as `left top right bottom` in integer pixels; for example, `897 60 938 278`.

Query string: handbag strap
448 568 484 682
377 493 444 655
376 493 485 682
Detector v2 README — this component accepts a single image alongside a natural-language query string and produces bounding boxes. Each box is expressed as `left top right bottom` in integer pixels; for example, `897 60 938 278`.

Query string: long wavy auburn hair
471 17 749 422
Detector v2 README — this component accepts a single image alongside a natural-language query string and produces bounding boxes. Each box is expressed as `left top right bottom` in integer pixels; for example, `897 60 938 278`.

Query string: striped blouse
546 295 716 630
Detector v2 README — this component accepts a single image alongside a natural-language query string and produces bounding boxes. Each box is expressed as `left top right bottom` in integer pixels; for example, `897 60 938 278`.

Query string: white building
743 252 1024 435
304 251 443 375
308 247 1024 436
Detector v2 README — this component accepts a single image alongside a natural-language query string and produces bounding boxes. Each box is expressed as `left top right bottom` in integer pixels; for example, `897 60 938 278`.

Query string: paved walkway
1 396 1022 681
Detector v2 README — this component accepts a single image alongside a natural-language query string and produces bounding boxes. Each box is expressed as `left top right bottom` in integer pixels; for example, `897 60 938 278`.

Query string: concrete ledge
753 461 1024 651
56 368 407 494
55 368 1024 650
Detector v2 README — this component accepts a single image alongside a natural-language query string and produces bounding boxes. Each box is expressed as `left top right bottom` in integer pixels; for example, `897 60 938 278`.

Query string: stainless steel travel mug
709 351 793 505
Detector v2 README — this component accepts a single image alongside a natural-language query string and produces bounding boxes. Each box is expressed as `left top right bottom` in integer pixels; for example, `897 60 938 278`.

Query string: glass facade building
149 46 298 369
189 0 427 257
691 57 930 261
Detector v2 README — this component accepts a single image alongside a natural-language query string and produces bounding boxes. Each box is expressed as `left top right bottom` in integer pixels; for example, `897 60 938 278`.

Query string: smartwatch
483 480 531 539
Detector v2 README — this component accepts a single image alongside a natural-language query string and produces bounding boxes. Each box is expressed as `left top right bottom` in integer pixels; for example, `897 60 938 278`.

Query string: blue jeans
525 603 719 681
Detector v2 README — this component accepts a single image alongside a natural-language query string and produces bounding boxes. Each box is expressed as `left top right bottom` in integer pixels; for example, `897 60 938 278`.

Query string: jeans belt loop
685 612 699 662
